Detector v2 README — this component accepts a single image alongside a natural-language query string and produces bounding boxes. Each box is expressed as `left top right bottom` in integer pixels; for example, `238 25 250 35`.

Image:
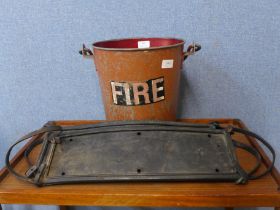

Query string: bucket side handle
183 43 201 61
79 44 94 59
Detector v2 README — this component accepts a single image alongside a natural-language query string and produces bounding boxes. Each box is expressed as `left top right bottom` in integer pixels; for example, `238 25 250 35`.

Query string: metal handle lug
79 44 94 59
183 42 201 60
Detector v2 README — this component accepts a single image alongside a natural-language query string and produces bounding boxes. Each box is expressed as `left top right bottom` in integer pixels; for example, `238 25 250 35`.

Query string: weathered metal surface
29 121 244 186
80 38 201 121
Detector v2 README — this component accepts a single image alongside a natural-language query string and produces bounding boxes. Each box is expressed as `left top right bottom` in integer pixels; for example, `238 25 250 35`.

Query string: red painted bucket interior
93 38 184 49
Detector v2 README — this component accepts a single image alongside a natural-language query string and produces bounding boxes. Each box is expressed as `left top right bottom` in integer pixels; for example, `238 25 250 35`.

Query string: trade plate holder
25 121 245 186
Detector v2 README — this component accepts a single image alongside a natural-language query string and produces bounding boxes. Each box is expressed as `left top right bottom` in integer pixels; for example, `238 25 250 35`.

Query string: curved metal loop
79 44 94 59
5 125 62 185
183 42 201 60
230 126 276 180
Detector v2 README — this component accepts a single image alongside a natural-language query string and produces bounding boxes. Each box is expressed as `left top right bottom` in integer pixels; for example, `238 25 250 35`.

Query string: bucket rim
92 37 185 51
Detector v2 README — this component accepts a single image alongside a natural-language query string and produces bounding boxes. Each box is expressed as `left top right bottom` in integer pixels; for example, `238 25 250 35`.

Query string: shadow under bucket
80 37 201 121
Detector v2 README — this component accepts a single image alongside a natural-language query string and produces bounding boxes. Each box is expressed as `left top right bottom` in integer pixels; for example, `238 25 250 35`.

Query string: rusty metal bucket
80 38 201 121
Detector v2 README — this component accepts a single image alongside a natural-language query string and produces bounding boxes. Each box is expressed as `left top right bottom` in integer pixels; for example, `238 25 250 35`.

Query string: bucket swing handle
183 42 201 60
79 44 94 59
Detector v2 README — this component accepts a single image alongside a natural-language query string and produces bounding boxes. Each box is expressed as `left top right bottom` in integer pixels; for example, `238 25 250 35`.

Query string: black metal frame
5 121 275 187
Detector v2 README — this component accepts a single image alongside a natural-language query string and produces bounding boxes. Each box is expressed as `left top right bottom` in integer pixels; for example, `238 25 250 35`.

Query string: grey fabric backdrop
0 0 279 210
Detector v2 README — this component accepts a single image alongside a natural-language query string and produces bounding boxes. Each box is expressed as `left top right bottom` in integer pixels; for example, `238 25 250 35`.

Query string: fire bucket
80 37 201 121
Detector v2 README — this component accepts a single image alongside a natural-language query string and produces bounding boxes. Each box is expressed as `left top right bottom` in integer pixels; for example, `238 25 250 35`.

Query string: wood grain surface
0 119 279 207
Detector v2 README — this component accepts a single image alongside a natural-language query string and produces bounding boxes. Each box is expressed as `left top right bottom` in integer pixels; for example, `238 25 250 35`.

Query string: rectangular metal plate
36 122 241 185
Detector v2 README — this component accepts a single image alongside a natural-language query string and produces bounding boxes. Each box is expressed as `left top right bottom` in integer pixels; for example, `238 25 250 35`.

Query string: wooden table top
0 119 279 207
